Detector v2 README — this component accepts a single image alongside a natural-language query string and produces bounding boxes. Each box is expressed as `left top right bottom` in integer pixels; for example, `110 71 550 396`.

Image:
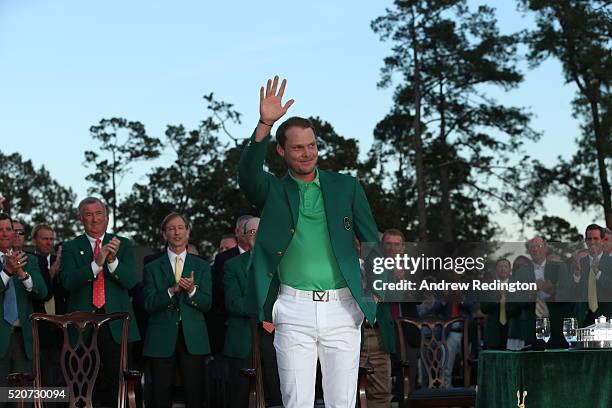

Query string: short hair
603 227 612 236
585 224 604 239
275 116 316 147
496 258 511 268
78 197 108 217
221 233 237 241
0 213 13 225
243 217 261 234
32 223 53 239
382 228 405 242
235 215 253 232
11 219 24 229
160 212 190 231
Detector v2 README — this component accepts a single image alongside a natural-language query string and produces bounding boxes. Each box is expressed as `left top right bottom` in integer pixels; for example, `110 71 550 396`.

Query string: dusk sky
0 0 600 239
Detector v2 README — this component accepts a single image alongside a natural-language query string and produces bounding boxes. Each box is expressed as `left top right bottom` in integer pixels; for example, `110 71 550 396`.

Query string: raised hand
258 75 294 127
49 246 62 279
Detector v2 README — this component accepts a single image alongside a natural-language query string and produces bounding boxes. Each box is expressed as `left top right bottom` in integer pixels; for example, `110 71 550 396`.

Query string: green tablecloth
476 349 612 408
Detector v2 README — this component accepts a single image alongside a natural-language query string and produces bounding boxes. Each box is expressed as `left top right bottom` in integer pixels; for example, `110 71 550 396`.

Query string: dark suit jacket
28 253 68 348
29 253 68 316
507 260 568 348
206 246 241 355
572 254 612 325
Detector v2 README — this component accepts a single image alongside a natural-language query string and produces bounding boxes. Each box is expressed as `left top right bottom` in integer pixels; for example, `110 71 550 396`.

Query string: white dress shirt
167 248 196 298
87 234 119 277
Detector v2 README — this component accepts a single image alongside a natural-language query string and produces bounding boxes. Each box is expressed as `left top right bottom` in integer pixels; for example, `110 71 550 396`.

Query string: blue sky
0 0 600 238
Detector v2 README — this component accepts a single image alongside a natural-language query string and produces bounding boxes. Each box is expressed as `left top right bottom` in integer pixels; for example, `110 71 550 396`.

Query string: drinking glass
563 317 578 347
535 317 551 343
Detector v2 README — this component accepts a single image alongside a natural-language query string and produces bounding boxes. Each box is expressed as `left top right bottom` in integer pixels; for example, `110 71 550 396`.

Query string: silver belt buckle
312 290 329 302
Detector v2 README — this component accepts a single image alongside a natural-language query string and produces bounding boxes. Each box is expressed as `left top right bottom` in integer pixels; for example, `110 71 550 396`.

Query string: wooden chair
9 311 142 408
395 316 475 408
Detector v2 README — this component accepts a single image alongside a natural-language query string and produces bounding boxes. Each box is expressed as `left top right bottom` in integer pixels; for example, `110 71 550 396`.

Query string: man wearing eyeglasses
239 76 380 407
223 217 282 408
10 220 25 253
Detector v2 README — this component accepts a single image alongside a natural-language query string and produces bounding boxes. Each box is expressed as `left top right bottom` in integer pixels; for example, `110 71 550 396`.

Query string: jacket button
289 228 295 235
276 251 283 257
267 272 273 278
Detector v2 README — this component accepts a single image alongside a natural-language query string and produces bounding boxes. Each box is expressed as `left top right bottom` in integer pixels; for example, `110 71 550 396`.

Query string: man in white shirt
573 224 612 326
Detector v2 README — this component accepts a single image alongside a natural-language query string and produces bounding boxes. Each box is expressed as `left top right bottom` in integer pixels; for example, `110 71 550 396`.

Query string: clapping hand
179 271 195 294
5 251 28 279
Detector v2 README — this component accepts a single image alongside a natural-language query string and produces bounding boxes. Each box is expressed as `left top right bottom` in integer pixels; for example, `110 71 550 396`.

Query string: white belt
279 284 353 302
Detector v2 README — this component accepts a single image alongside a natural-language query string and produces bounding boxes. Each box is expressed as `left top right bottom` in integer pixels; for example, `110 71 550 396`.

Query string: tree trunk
411 8 428 241
588 98 612 228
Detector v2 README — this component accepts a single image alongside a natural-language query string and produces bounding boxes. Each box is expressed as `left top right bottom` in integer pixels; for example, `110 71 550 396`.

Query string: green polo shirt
278 169 347 291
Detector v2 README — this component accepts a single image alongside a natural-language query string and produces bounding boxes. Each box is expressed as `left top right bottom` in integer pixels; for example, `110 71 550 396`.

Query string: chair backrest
30 311 130 408
396 316 470 389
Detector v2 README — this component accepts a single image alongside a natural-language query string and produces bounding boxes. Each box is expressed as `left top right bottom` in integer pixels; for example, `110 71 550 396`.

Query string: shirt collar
289 168 320 187
167 248 187 264
534 259 546 270
590 252 603 262
85 233 105 246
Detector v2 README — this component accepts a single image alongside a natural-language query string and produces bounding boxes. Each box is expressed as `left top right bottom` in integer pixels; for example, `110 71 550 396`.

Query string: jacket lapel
183 254 194 280
318 170 340 234
160 253 176 288
282 174 300 227
78 235 93 261
102 233 113 246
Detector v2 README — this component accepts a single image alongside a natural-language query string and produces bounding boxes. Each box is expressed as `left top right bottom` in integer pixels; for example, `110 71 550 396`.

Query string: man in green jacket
223 216 281 408
60 197 140 406
239 76 380 407
0 213 47 386
143 212 212 408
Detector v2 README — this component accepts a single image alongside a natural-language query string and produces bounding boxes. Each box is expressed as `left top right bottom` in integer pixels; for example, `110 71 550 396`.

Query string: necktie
390 303 401 320
535 297 549 318
175 256 183 283
499 292 507 325
588 266 598 313
2 255 18 325
451 302 460 317
92 239 105 309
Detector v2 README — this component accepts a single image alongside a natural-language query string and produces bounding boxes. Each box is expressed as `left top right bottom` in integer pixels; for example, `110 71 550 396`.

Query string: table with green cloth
476 349 612 408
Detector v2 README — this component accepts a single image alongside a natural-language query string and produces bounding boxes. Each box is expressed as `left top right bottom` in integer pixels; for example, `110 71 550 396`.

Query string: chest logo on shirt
343 216 352 231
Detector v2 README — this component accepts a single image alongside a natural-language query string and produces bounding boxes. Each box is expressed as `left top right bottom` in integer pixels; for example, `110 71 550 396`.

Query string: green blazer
143 253 212 358
223 251 254 359
0 254 47 359
60 233 140 344
238 134 380 324
375 303 397 354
